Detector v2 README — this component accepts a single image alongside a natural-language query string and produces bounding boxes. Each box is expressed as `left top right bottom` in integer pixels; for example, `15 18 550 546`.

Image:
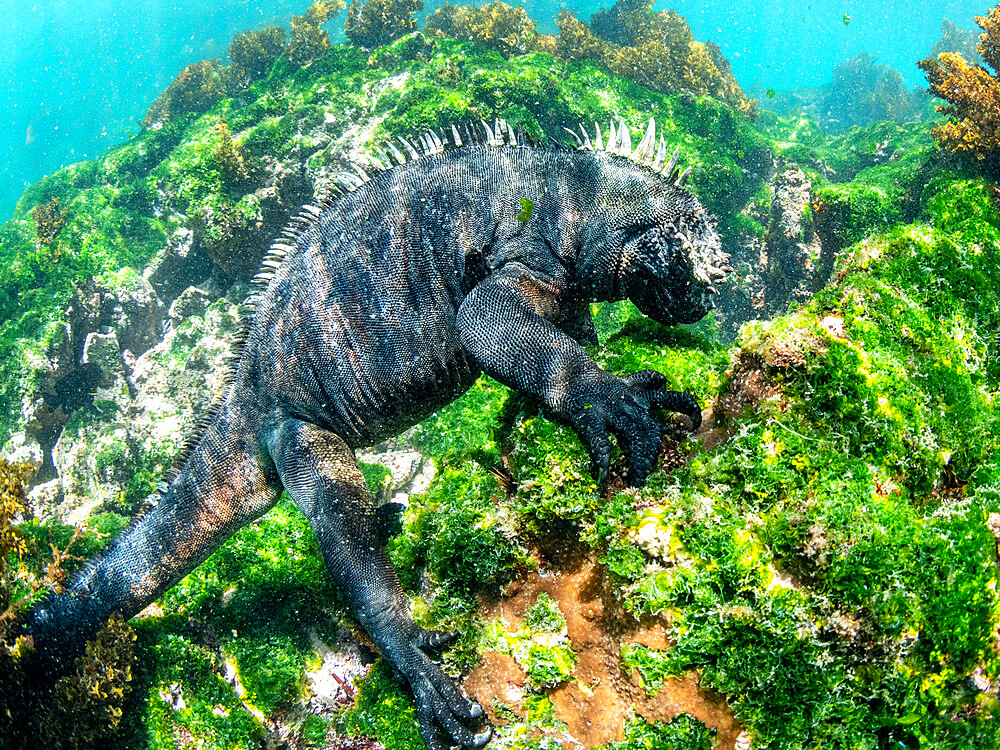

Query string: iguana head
572 119 729 326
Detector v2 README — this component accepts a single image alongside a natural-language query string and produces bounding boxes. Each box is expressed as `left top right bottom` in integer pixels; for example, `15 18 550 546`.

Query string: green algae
1 16 999 750
480 593 577 690
335 660 425 750
604 714 714 750
389 461 531 596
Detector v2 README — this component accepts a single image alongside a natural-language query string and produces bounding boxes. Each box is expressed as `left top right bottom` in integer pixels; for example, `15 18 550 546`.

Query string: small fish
843 13 850 25
516 197 534 222
766 88 776 99
25 123 35 145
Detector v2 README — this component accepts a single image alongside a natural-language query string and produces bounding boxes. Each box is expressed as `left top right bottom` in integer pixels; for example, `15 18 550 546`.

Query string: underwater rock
74 275 164 361
358 448 435 504
713 165 832 337
81 330 130 399
38 290 241 522
26 477 63 521
144 227 214 306
2 274 163 488
762 165 829 313
2 430 43 478
50 417 130 524
465 556 744 747
305 626 373 715
197 161 313 281
167 285 212 325
129 291 241 449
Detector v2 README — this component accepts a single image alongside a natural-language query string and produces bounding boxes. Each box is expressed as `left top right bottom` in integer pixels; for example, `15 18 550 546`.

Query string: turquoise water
0 0 991 219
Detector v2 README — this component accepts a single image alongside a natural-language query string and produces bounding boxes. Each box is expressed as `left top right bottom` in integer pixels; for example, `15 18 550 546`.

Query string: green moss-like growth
334 660 425 750
481 594 578 690
411 375 510 458
760 116 939 252
604 714 715 750
390 461 531 596
525 592 566 633
591 176 999 748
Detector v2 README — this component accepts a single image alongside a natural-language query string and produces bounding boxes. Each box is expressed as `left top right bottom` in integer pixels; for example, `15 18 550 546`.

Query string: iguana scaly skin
25 118 728 748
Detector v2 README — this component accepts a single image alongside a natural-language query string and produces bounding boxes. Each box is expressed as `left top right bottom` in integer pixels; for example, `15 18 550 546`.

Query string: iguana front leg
265 418 491 750
456 267 700 484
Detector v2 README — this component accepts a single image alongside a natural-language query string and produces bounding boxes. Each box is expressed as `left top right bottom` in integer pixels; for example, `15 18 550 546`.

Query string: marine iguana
24 117 728 749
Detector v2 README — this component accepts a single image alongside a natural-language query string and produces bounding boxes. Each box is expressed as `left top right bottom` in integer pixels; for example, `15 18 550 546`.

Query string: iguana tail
25 400 279 667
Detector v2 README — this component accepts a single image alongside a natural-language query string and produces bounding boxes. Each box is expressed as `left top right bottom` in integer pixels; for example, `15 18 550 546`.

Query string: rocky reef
1 2 998 749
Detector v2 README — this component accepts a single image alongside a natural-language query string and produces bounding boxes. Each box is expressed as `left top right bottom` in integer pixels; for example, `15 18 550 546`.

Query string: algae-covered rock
1 4 999 748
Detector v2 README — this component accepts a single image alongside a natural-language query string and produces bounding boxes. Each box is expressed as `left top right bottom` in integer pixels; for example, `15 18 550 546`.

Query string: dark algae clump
2 2 1000 749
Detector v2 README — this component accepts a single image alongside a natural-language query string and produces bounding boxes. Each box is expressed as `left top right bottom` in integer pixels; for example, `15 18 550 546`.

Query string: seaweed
143 59 227 128
345 0 422 50
31 196 68 247
226 25 287 90
919 5 1000 175
289 0 346 66
424 1 544 58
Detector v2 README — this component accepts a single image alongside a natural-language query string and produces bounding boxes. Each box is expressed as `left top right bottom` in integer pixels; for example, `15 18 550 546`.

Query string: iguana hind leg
265 417 490 750
27 410 280 667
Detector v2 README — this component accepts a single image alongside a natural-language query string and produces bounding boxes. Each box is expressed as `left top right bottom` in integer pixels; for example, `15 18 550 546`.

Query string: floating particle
766 88 776 99
843 13 850 25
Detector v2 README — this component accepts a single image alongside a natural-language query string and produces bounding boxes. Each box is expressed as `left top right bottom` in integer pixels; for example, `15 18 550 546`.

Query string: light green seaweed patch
481 593 578 690
602 714 715 750
620 643 675 696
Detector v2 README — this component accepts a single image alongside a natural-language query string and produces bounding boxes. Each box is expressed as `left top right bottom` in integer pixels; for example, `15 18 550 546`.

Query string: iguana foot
564 368 700 485
389 627 491 750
